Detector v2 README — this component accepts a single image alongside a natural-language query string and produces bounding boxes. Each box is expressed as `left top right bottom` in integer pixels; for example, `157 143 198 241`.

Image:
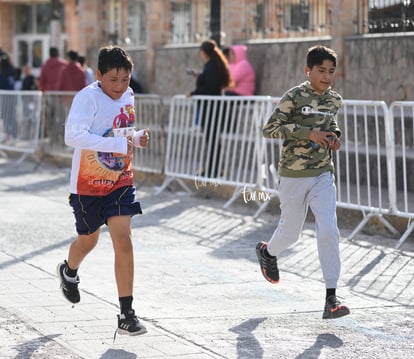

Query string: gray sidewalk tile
0 157 413 358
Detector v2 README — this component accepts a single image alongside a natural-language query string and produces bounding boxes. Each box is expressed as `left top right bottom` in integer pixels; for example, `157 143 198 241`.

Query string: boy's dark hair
98 46 133 75
306 45 337 68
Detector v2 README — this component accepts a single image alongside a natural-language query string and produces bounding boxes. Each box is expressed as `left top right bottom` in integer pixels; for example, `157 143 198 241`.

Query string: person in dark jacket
187 40 233 178
21 65 38 91
188 40 232 96
0 55 17 141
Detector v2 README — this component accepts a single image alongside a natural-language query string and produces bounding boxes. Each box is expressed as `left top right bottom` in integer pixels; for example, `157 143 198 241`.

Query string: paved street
0 155 413 359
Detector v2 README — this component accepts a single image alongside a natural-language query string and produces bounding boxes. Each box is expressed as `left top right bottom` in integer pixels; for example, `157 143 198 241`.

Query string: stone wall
130 34 414 103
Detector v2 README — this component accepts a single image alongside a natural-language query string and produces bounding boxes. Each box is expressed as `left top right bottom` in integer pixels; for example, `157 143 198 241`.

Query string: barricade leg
154 176 192 195
348 212 399 241
395 220 414 249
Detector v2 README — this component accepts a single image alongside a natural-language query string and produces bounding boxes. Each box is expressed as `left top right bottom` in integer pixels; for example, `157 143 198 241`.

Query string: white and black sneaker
57 260 80 304
117 309 147 336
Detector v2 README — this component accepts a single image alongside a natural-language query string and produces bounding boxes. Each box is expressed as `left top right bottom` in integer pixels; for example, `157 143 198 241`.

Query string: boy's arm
263 92 310 140
65 95 128 154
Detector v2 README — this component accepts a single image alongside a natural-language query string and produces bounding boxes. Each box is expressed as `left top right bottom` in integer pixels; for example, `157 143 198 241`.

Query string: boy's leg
67 229 100 271
108 214 146 335
57 229 100 304
310 172 349 319
267 177 310 256
107 215 134 298
257 177 309 283
309 172 340 289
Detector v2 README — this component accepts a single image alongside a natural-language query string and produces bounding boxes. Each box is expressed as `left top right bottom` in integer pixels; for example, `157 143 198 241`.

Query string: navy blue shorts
69 186 142 235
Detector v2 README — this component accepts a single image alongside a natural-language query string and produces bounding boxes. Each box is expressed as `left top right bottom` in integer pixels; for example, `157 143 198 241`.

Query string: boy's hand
133 129 150 148
309 130 340 150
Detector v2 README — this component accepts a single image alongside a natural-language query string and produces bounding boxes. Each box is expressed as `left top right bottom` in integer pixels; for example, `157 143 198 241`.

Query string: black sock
326 288 336 300
119 296 133 315
65 264 78 278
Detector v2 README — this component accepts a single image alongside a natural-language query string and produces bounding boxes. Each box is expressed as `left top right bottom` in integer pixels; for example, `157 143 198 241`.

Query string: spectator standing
0 54 17 142
224 45 256 96
13 68 22 90
129 71 143 94
0 54 14 90
21 65 38 91
187 40 233 178
21 65 39 140
78 54 95 85
39 47 67 92
58 50 86 91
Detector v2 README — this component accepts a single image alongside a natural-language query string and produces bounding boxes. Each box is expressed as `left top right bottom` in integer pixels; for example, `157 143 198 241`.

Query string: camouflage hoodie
263 81 342 178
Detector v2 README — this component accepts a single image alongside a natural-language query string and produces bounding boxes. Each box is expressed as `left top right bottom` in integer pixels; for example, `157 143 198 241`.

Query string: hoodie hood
231 45 248 64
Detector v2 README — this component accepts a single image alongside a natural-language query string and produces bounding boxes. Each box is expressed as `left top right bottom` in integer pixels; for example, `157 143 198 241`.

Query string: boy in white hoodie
58 46 149 336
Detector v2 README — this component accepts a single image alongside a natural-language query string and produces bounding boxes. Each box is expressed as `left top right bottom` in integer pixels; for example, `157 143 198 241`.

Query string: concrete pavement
0 155 413 358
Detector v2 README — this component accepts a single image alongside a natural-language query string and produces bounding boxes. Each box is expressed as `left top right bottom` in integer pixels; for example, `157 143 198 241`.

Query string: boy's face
96 68 131 100
305 59 336 94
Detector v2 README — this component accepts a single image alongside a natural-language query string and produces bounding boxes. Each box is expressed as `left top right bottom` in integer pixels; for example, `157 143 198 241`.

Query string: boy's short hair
97 46 133 75
306 45 337 68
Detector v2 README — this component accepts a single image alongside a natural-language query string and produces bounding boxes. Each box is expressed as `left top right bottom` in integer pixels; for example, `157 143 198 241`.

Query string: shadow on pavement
229 317 267 359
14 333 61 359
295 333 343 359
100 349 137 358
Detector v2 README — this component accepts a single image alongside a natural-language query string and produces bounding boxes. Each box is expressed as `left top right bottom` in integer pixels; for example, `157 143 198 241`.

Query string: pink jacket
228 45 256 96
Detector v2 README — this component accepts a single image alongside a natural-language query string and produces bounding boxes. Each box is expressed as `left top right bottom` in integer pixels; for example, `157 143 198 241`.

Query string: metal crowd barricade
389 101 414 249
132 94 165 174
0 90 43 164
40 91 76 160
253 97 282 218
335 100 400 241
156 95 274 202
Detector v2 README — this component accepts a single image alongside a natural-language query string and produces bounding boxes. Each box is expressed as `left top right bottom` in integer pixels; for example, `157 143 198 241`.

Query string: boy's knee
78 234 99 252
113 237 133 253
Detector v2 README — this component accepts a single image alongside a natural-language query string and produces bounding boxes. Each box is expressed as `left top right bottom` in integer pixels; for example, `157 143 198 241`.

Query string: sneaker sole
322 306 350 319
117 327 147 336
255 242 280 284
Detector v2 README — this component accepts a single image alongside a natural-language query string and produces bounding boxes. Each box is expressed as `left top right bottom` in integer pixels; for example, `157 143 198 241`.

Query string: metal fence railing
1 90 413 249
0 90 43 164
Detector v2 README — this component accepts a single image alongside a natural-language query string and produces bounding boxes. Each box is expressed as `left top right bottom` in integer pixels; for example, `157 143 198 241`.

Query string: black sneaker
117 309 147 336
56 260 80 304
256 241 280 283
322 295 350 319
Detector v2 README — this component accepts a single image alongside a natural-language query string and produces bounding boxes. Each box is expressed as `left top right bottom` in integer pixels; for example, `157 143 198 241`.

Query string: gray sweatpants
267 171 341 288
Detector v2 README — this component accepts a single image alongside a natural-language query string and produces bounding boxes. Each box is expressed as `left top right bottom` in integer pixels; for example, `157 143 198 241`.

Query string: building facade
0 0 413 101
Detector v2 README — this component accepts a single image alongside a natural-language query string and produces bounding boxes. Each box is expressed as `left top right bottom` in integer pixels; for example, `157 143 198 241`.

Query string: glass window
32 40 43 68
127 1 146 46
17 41 29 67
36 4 51 33
15 5 33 33
171 2 192 43
286 3 310 31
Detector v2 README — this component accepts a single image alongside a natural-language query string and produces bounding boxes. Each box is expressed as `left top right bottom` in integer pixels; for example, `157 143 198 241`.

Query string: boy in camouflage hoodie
256 45 350 319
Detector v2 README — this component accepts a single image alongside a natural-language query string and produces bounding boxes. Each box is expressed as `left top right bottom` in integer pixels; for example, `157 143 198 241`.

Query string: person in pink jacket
224 45 256 96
